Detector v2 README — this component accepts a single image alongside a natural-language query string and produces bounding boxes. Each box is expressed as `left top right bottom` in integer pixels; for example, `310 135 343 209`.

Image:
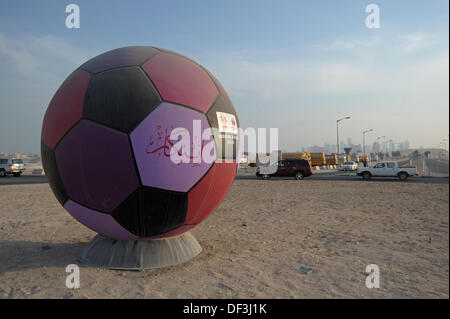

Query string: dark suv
256 159 313 180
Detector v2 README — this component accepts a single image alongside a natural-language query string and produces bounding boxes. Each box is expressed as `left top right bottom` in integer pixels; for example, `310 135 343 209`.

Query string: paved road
0 175 47 186
1 171 447 186
237 170 449 184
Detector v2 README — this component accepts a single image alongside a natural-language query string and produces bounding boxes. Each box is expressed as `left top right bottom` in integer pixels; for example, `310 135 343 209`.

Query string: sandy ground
0 177 448 299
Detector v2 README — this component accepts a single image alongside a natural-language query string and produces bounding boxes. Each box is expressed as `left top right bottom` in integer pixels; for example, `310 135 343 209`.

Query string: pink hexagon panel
41 69 91 148
130 102 216 192
64 200 138 239
55 120 139 213
142 53 218 112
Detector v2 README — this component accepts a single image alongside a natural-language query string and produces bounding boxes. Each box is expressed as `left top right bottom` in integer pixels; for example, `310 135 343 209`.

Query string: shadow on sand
0 241 88 273
0 239 208 273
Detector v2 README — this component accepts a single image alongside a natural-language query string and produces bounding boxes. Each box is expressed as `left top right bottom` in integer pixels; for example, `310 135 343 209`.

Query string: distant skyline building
389 139 395 152
372 142 378 153
405 140 410 150
323 143 332 153
298 139 413 155
397 140 411 151
347 137 352 147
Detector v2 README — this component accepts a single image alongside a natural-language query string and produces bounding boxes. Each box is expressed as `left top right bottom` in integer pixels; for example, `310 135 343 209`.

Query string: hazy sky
0 0 448 154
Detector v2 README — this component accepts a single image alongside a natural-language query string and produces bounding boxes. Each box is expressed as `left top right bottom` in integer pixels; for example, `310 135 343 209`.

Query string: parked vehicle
356 161 417 181
310 152 326 166
281 152 312 165
342 161 359 171
257 159 313 180
0 158 26 177
325 154 338 165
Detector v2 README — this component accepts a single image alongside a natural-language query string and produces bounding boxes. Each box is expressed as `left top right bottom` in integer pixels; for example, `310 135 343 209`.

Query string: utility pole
377 136 385 153
442 138 448 154
422 153 425 175
336 116 351 154
363 129 374 162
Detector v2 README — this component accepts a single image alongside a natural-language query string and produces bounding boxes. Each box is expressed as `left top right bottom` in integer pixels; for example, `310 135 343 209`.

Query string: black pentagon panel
83 67 161 133
41 141 69 206
80 46 160 74
206 94 240 160
111 186 187 237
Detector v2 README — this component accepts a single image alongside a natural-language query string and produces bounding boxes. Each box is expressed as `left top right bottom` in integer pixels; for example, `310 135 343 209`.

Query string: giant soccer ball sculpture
41 46 240 269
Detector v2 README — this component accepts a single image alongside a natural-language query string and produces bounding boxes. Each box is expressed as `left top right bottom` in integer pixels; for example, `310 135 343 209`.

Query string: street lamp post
336 116 351 154
442 138 448 152
439 142 446 161
363 129 374 163
377 136 385 153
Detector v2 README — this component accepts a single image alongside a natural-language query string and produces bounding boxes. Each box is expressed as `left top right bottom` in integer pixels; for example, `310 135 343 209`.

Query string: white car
0 158 26 177
357 161 417 181
342 161 358 171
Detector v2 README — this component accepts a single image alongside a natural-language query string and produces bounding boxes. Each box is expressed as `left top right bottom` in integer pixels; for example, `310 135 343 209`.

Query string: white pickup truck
356 161 417 181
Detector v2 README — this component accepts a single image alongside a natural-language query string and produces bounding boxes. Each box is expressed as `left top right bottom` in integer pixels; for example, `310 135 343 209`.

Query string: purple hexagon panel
65 200 137 239
130 102 216 192
56 120 139 212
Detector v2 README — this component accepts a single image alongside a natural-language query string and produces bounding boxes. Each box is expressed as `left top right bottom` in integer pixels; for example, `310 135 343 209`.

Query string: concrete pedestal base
78 232 202 270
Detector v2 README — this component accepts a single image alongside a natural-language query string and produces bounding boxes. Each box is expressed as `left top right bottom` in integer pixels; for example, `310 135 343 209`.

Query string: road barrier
32 169 43 175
